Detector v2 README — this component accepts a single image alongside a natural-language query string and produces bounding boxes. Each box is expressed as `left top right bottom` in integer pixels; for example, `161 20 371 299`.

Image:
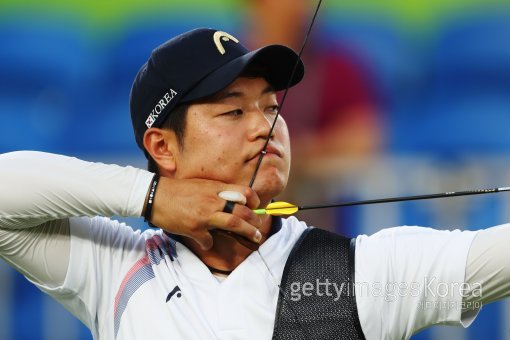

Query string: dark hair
147 104 189 173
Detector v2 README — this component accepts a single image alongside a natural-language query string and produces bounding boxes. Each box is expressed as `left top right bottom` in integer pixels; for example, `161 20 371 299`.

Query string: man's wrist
143 174 160 221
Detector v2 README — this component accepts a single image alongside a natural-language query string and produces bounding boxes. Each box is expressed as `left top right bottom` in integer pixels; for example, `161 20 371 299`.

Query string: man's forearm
465 223 510 306
0 151 153 229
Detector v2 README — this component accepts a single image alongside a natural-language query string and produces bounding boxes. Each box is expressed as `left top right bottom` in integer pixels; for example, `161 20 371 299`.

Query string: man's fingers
193 231 214 251
231 204 263 231
208 211 262 244
152 178 264 250
222 200 236 214
222 186 260 209
213 192 262 250
243 187 260 209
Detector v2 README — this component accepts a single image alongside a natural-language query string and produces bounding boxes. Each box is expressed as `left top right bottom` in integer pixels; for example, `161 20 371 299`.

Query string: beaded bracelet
144 174 160 222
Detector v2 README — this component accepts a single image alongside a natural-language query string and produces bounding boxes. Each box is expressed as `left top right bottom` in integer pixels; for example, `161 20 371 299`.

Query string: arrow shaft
296 187 510 211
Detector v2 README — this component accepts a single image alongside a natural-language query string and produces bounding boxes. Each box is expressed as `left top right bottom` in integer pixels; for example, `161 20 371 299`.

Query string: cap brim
181 45 304 102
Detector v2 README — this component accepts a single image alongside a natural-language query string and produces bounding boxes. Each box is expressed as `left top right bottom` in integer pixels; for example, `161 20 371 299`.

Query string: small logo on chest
166 285 182 302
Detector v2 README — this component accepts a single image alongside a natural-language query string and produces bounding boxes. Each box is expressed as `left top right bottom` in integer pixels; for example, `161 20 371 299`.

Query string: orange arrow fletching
254 201 299 216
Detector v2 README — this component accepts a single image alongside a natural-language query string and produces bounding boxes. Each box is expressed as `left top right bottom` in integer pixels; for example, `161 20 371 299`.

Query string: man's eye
267 105 279 114
223 109 243 116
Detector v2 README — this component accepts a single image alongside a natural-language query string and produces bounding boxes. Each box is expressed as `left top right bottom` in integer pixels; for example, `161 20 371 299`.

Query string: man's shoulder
357 225 477 242
281 216 352 239
280 216 309 238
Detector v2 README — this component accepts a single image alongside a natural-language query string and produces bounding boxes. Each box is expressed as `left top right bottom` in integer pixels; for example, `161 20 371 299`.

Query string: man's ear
143 128 180 173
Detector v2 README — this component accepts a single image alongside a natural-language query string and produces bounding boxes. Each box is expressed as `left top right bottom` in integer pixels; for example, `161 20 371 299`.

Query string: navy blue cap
130 28 305 154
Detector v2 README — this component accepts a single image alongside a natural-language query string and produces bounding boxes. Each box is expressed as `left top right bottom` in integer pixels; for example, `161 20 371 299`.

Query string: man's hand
147 177 262 250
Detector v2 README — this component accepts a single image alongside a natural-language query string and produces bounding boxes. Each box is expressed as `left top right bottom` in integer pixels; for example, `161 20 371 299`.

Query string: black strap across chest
272 228 365 340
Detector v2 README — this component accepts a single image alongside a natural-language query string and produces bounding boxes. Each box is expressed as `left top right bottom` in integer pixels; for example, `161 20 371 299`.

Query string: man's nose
247 109 275 141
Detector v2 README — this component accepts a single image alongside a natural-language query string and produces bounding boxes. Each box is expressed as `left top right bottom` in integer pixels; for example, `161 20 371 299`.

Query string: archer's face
173 77 291 206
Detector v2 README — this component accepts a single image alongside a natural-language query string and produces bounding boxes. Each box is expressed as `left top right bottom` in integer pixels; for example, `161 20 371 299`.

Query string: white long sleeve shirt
1 151 508 339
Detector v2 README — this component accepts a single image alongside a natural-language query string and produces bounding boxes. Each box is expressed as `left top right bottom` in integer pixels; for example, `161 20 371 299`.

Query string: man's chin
251 179 287 207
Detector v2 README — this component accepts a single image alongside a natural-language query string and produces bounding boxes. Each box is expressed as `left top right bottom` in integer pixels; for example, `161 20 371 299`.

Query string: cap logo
213 31 239 55
145 89 178 128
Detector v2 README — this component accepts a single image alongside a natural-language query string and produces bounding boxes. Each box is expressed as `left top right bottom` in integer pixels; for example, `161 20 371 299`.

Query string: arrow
254 187 510 216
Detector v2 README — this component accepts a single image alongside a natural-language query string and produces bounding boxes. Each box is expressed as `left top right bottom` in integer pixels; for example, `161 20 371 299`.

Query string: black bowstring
247 1 323 338
248 0 323 188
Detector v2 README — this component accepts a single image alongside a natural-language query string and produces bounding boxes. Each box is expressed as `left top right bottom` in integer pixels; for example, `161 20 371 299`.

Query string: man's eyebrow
216 91 242 100
262 85 276 95
214 85 276 101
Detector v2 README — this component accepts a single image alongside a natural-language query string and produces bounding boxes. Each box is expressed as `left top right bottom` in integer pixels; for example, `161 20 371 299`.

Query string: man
1 28 509 340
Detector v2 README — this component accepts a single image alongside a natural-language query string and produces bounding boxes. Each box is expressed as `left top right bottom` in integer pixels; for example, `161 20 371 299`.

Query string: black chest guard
272 228 365 340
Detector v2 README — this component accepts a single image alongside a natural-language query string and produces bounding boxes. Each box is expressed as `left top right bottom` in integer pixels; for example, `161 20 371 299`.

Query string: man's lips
247 145 283 162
